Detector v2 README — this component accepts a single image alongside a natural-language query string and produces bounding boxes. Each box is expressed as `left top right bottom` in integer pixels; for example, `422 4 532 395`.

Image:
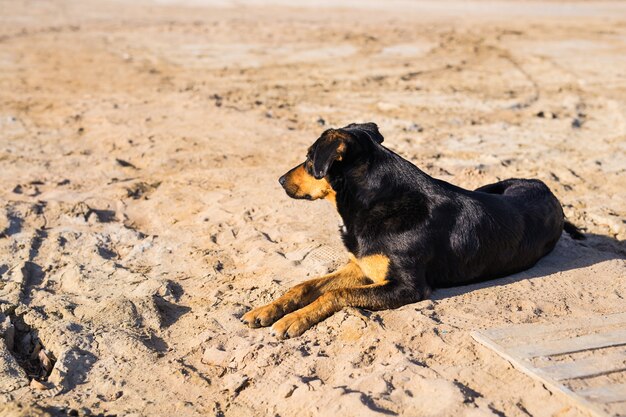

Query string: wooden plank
472 315 626 417
481 312 626 343
471 330 611 417
539 351 626 381
508 329 626 359
576 384 626 404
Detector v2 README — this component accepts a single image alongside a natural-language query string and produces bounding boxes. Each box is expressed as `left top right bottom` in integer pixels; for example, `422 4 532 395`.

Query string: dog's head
278 122 384 201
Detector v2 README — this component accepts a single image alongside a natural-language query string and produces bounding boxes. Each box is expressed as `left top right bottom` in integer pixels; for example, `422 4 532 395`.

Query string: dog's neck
333 149 432 200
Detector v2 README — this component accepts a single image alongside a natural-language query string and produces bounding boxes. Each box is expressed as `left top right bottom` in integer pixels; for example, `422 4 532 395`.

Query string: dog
242 122 583 338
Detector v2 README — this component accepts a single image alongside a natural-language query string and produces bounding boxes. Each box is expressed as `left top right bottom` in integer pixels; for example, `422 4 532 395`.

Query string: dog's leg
242 261 370 328
271 280 424 339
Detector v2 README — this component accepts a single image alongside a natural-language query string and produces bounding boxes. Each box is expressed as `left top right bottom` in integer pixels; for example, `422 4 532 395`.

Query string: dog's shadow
432 233 625 300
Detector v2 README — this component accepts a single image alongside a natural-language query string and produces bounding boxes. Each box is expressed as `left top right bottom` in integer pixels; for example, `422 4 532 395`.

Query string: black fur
306 123 581 298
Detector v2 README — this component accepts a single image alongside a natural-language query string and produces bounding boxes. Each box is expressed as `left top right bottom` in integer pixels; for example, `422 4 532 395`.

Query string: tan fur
324 189 337 206
265 255 391 337
283 163 334 201
351 254 390 283
242 253 393 336
241 260 371 328
270 282 391 338
335 141 346 160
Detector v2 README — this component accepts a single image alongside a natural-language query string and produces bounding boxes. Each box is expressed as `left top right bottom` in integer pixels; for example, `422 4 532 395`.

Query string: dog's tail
564 220 585 240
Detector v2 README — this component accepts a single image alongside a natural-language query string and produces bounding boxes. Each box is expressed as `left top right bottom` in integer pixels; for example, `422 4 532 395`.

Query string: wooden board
540 352 626 381
577 384 626 404
471 313 626 417
508 329 626 359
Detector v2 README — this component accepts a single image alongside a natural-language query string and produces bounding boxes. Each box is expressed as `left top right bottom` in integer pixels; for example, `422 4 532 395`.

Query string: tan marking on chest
354 254 390 283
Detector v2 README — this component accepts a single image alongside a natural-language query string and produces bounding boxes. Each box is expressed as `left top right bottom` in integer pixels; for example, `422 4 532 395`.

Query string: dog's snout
278 175 286 186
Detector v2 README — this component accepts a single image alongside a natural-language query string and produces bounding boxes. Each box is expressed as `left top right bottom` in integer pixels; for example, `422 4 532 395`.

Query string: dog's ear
310 123 383 179
342 122 384 144
311 131 347 179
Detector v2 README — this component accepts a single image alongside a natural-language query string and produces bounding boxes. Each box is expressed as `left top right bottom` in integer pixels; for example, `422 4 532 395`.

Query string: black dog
242 122 583 338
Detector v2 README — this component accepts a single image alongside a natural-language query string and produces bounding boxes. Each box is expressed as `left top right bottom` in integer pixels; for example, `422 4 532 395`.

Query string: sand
0 0 625 416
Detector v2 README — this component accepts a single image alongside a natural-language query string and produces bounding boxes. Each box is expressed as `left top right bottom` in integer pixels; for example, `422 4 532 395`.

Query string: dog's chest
354 254 390 283
340 223 390 283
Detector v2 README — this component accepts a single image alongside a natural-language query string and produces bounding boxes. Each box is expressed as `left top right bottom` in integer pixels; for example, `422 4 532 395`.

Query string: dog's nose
278 175 286 186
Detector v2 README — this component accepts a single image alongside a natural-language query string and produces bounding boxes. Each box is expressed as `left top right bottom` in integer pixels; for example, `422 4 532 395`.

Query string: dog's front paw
241 303 285 328
271 312 312 339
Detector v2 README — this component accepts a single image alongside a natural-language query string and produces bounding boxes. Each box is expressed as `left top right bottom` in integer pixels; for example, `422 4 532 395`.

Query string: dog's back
431 177 564 287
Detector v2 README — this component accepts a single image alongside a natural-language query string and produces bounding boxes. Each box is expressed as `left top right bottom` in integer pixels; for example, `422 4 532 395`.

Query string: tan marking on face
283 162 335 203
324 189 337 207
350 254 390 283
335 141 346 161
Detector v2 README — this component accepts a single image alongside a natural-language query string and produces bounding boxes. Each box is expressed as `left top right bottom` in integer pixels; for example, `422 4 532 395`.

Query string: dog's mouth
283 185 313 200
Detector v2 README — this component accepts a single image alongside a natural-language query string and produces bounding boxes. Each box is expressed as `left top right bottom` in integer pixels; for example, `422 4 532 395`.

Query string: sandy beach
0 0 625 416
